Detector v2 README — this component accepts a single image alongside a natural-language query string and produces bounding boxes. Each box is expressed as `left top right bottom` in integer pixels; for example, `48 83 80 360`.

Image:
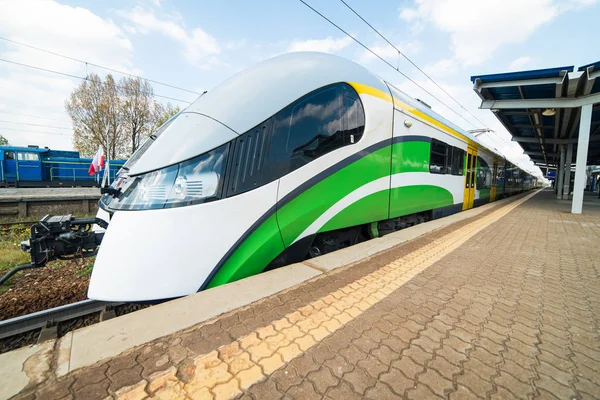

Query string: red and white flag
88 146 105 176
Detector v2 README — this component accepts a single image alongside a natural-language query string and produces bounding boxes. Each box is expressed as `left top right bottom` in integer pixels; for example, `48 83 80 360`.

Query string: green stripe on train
207 140 449 288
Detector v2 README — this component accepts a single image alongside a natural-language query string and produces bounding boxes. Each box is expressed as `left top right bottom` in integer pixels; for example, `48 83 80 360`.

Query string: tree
66 73 126 160
120 77 162 155
66 74 183 159
154 102 181 131
0 134 8 146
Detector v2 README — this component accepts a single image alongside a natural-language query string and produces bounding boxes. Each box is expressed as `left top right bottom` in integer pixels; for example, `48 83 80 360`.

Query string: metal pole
571 104 593 214
556 145 565 200
101 152 110 188
563 143 573 199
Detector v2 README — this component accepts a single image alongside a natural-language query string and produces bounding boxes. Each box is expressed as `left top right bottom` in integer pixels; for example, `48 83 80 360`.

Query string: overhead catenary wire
0 127 71 136
0 110 71 122
0 36 201 96
0 119 71 130
338 0 489 129
297 0 478 129
0 58 193 104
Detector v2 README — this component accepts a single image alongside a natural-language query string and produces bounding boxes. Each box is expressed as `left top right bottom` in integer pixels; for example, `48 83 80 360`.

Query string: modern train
88 52 540 301
0 145 125 187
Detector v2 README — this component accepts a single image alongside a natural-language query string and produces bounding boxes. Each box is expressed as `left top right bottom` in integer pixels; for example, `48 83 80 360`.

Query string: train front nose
88 201 242 301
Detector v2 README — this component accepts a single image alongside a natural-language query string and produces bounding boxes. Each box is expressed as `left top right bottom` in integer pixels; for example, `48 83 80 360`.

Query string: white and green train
89 52 539 301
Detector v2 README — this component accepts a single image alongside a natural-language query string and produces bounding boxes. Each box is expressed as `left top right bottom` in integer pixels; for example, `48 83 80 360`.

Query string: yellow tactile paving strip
113 191 539 399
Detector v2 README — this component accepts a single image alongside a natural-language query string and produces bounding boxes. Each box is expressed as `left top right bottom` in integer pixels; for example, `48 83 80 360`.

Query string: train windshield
121 112 181 173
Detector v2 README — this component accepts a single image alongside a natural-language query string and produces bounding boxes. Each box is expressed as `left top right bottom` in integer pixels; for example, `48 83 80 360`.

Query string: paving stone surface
12 190 600 399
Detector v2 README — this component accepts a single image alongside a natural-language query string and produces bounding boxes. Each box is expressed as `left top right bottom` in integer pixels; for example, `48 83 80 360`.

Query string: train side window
445 147 453 173
451 147 465 175
342 88 365 145
17 152 39 161
429 139 448 174
5 151 15 160
268 83 365 177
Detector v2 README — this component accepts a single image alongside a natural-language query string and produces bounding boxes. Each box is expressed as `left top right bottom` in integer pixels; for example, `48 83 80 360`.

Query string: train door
462 146 477 210
16 151 42 181
490 159 498 202
3 151 17 181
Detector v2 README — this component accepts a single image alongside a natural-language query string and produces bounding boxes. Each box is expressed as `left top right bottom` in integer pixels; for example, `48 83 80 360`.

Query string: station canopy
470 61 600 168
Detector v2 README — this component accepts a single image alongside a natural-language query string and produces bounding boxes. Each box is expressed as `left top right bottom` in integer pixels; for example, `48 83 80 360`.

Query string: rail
0 299 122 340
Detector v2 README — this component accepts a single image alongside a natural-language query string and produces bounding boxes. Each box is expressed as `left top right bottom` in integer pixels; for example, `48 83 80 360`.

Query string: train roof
0 145 50 153
185 52 390 135
184 52 506 162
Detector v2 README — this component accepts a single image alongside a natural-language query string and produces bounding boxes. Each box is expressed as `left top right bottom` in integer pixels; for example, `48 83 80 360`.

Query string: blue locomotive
0 145 125 188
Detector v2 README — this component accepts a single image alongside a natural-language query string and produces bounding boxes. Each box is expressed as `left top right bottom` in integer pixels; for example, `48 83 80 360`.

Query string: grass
0 226 30 273
0 226 31 293
75 262 95 277
0 212 97 224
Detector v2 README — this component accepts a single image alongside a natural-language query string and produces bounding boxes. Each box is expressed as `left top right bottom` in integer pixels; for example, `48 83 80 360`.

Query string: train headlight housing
169 172 220 204
100 144 229 211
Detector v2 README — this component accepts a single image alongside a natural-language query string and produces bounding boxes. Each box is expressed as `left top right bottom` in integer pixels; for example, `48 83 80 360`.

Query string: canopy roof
471 62 600 167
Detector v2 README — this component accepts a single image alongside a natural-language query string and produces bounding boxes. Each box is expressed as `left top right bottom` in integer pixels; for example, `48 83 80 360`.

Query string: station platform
3 189 600 399
0 188 100 218
0 188 100 200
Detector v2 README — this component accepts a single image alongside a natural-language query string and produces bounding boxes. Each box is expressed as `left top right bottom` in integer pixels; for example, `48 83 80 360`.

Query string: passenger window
5 151 15 160
429 139 448 174
451 147 465 175
269 83 365 176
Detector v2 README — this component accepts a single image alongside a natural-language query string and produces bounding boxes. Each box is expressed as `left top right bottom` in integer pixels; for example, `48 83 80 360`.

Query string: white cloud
123 24 138 35
562 0 600 7
226 39 248 50
358 41 421 64
288 36 353 53
118 6 219 68
399 0 560 66
0 0 136 150
422 58 459 78
508 56 533 71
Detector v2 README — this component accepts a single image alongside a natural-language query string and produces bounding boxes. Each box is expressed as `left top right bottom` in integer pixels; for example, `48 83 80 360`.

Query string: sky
0 0 598 177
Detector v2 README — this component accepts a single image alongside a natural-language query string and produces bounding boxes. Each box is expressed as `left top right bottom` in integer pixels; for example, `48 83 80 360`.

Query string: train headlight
173 176 188 200
100 144 229 211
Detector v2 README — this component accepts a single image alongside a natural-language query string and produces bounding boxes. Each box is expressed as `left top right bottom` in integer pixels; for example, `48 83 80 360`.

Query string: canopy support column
557 145 565 199
563 143 573 199
571 104 593 214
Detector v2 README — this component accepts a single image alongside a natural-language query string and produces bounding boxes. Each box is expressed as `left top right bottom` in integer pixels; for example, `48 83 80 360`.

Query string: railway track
0 300 152 354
